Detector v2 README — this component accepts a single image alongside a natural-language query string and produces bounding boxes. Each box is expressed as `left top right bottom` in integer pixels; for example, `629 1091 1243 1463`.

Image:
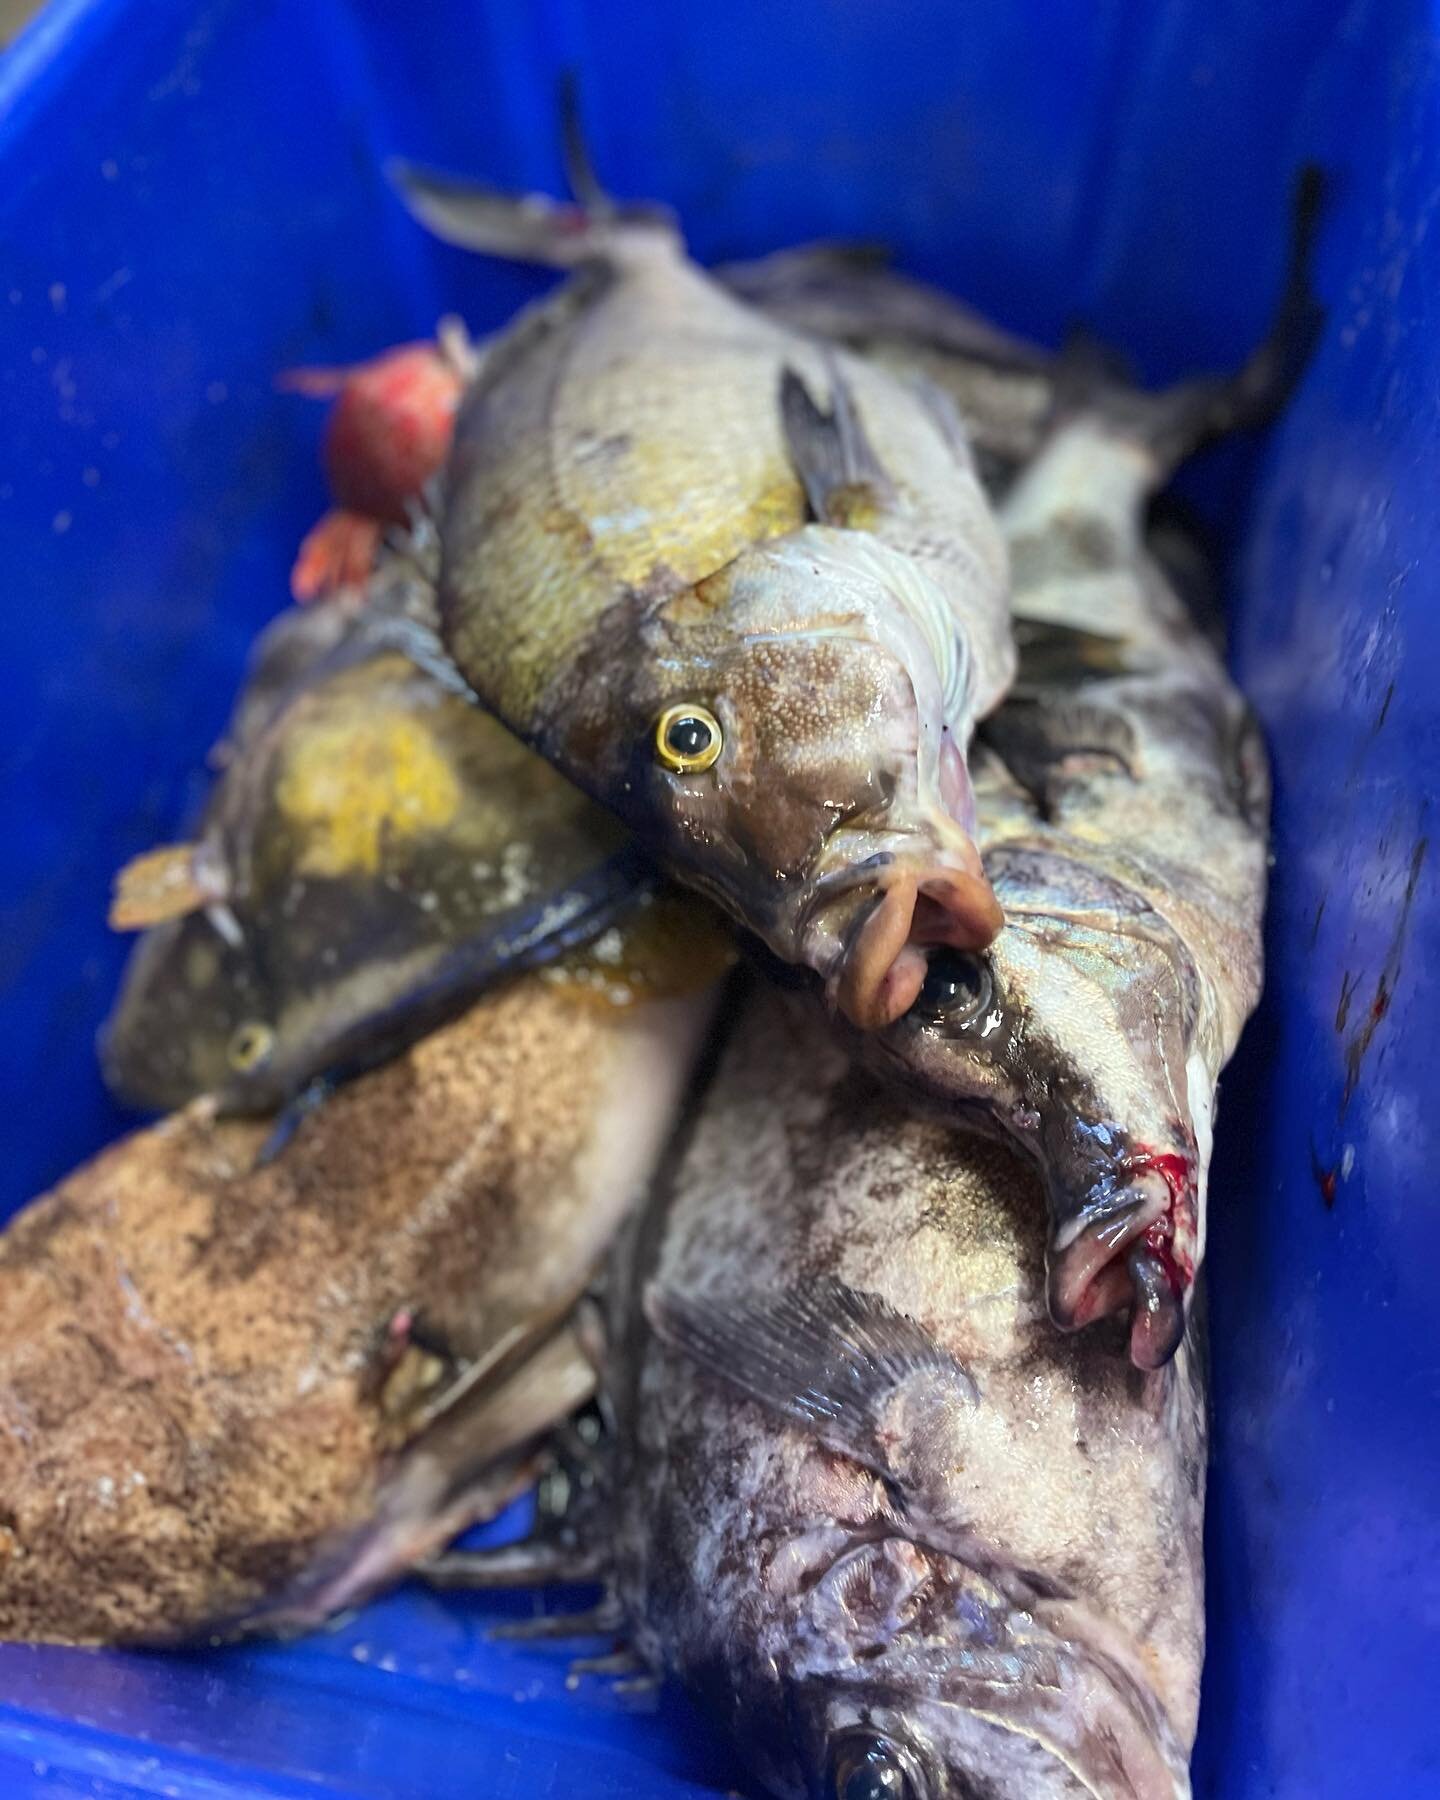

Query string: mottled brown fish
102 559 641 1114
0 893 726 1645
437 991 1206 1798
394 166 1015 1028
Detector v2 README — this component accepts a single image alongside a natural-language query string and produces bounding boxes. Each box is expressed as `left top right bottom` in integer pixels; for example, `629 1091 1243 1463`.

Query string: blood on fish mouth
1048 1147 1197 1369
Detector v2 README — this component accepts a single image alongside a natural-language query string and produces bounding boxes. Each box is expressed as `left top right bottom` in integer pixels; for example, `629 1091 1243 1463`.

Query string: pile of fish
0 143 1323 1799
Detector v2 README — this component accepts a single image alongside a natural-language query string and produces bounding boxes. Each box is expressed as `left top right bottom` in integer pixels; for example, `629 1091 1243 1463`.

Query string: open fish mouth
830 862 1002 1028
802 844 1002 1029
1048 1150 1198 1370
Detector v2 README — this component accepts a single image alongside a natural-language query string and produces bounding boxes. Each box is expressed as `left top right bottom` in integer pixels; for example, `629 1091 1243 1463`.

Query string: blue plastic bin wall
0 0 1435 1796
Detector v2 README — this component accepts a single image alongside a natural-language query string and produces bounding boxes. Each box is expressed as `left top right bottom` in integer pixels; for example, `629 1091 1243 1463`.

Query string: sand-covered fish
0 892 726 1645
438 991 1206 1798
394 166 1015 1029
102 558 640 1114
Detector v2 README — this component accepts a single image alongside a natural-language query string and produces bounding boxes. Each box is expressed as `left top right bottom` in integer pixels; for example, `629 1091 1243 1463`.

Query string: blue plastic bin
1 1 1436 1794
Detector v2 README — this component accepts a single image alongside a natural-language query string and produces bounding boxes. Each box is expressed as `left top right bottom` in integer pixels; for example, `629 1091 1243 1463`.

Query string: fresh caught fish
445 991 1205 1798
102 559 641 1114
860 193 1324 1360
865 177 1323 1368
394 166 1015 1029
868 419 1268 1370
0 895 725 1645
282 322 474 603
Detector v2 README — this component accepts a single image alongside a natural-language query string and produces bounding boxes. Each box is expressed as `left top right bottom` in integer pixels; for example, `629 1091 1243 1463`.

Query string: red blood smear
1131 1147 1197 1295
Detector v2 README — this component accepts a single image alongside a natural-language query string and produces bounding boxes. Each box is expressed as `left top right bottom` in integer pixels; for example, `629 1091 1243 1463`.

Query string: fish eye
911 949 994 1030
227 1020 275 1072
653 702 723 774
828 1733 922 1800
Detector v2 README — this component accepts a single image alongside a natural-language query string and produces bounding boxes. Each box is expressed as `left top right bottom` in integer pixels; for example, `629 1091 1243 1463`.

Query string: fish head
750 1530 1191 1800
875 847 1206 1368
596 528 1002 1030
100 913 279 1111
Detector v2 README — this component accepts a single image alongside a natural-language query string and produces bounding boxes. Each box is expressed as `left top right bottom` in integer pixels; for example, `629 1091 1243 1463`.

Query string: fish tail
1053 163 1328 474
389 157 679 271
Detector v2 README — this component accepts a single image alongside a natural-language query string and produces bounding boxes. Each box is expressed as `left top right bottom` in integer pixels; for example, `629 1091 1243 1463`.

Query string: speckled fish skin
868 409 1269 1371
101 559 635 1114
614 991 1204 1800
400 175 1014 1030
0 896 724 1645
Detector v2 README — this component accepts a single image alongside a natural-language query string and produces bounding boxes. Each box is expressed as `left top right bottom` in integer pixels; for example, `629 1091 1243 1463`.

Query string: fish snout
1048 1150 1197 1369
826 852 1003 1030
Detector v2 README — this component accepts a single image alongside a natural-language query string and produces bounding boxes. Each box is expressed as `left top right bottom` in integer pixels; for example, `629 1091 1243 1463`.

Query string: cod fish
867 175 1324 1369
395 166 1015 1029
103 558 638 1114
0 892 725 1645
817 175 1324 1368
441 991 1206 1798
870 409 1269 1371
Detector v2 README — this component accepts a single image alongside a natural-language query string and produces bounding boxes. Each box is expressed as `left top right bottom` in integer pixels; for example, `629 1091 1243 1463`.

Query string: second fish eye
653 702 723 774
227 1020 275 1072
913 949 993 1029
828 1733 920 1800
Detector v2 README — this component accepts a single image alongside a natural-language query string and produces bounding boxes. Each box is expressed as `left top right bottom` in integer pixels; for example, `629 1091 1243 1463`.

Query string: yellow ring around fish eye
227 1020 275 1072
653 703 723 775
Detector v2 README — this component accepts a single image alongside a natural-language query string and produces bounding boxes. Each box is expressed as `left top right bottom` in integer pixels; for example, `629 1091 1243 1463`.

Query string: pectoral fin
780 359 896 528
645 1276 974 1479
108 843 227 931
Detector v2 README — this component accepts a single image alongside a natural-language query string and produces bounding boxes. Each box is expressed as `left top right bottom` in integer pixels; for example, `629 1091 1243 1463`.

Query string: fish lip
809 854 1003 1031
1047 1150 1197 1368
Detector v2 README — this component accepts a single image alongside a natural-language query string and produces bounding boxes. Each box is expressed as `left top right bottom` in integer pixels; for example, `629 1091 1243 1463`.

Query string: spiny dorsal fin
645 1276 975 1478
779 357 896 528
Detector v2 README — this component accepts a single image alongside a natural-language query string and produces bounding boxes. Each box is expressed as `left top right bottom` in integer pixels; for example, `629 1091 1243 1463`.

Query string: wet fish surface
612 992 1206 1799
396 167 1016 1029
0 894 725 1645
102 558 641 1114
813 177 1324 1365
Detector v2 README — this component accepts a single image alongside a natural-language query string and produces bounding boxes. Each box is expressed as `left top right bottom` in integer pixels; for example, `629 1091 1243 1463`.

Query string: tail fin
391 75 676 268
1055 163 1328 473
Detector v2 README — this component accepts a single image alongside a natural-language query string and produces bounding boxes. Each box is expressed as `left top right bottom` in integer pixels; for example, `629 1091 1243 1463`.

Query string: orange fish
282 322 473 602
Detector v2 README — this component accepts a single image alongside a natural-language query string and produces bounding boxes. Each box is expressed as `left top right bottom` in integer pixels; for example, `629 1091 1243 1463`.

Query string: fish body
612 991 1204 1799
102 560 638 1114
0 897 723 1645
873 411 1269 1367
399 174 1014 1028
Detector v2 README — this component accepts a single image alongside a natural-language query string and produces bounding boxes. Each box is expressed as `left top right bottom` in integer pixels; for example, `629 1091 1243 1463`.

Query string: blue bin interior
1 1 1437 1794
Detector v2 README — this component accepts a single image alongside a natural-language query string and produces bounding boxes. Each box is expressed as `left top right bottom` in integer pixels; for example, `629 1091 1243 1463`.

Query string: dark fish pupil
917 949 988 1020
841 1755 909 1800
665 715 713 758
